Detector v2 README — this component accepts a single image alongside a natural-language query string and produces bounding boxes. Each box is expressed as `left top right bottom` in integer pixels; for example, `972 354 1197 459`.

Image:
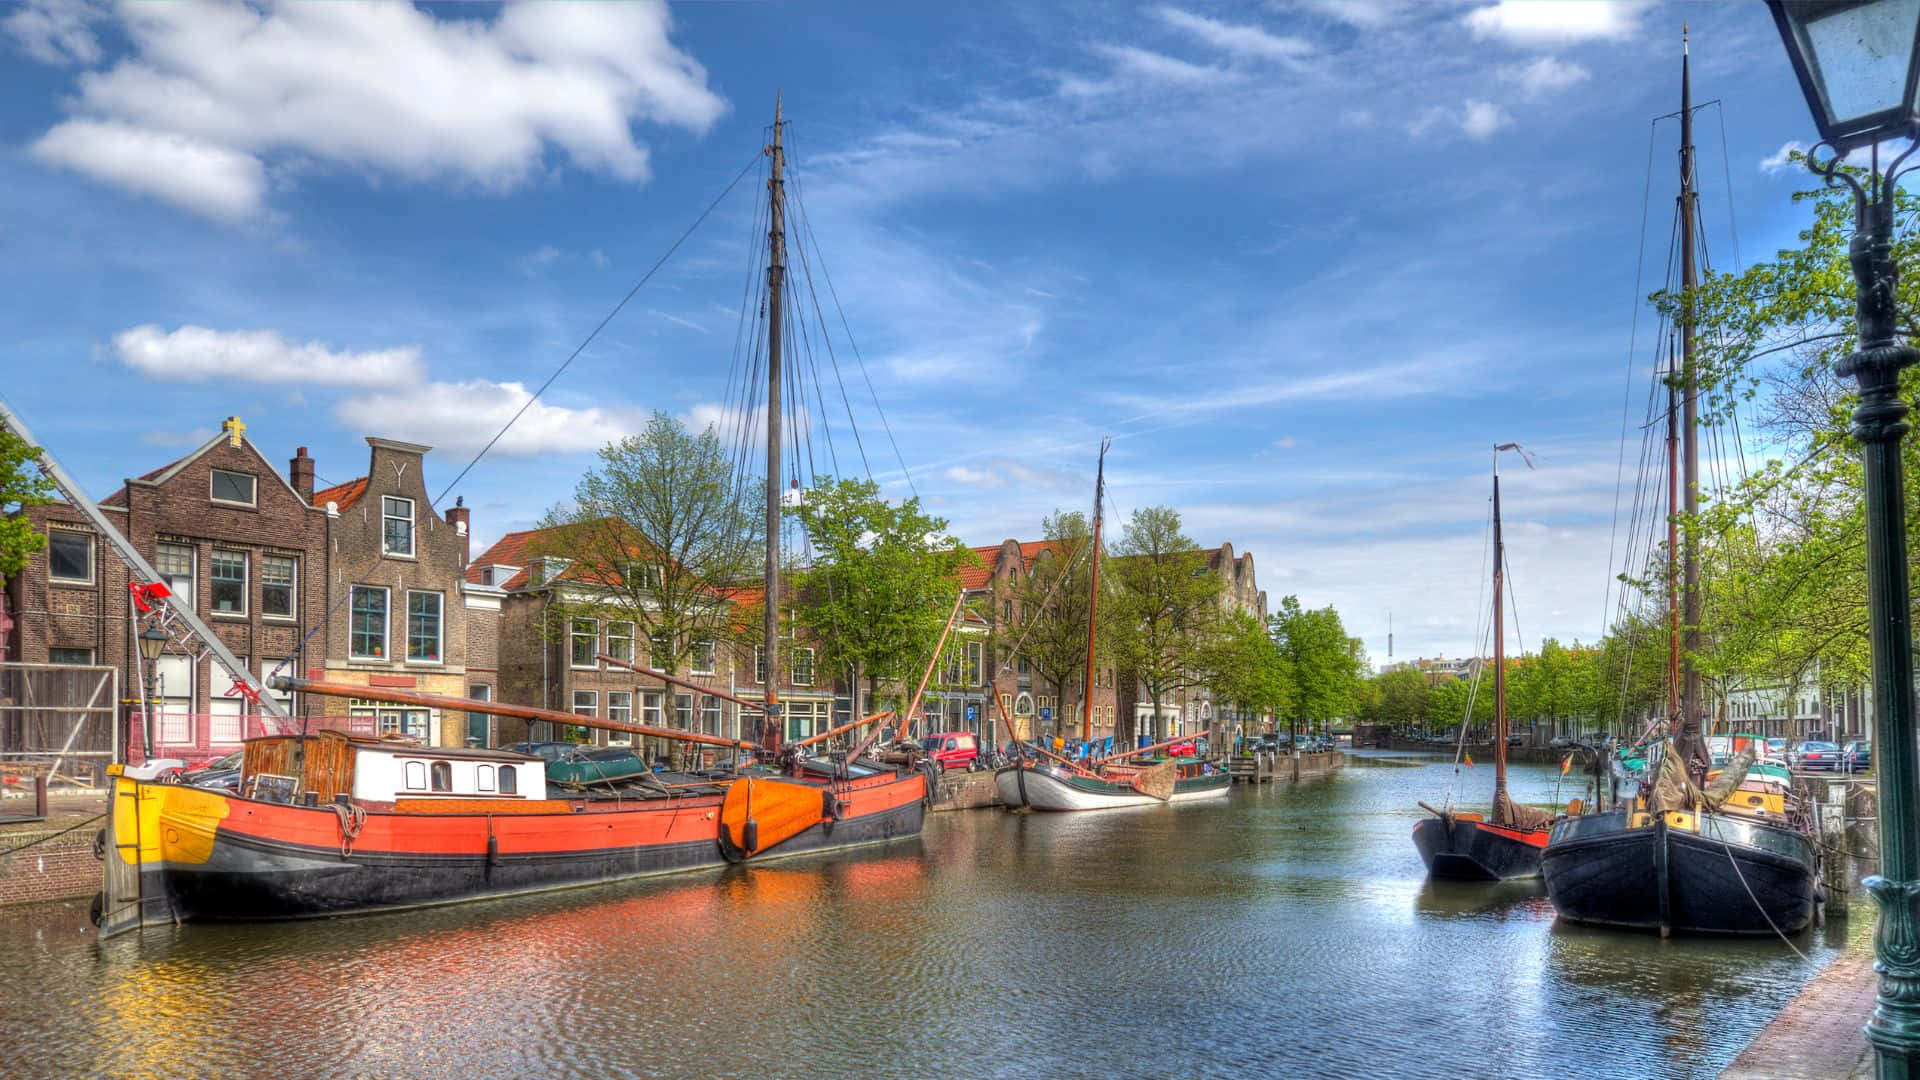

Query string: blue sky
0 1 1840 665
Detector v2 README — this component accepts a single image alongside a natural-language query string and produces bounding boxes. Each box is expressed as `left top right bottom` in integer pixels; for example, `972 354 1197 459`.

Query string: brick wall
0 828 99 906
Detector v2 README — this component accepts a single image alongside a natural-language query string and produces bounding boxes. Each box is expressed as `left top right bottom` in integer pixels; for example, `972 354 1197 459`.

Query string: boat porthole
164 828 178 844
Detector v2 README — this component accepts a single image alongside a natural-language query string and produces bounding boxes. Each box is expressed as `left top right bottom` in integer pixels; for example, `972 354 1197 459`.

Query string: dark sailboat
1539 33 1819 937
1414 445 1554 880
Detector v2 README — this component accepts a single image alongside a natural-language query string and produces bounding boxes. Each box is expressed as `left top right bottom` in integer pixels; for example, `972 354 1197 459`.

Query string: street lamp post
1767 3 1920 1076
138 625 167 764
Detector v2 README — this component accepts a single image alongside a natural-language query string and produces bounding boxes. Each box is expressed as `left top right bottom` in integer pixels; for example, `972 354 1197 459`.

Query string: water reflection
0 757 1865 1079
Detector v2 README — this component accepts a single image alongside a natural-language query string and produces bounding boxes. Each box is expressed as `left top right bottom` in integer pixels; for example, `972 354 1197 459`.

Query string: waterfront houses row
2 416 1273 762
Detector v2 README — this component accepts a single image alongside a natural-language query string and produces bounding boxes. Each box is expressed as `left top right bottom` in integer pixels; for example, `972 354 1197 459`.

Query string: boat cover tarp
720 777 824 856
1646 740 1694 814
1129 760 1176 801
1492 787 1554 830
1703 749 1756 808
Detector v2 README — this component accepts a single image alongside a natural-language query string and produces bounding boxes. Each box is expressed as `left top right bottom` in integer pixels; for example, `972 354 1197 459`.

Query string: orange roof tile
313 476 369 511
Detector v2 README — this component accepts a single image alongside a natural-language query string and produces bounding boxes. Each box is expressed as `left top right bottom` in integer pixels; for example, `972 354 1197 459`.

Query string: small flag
1464 753 1474 768
1561 754 1574 776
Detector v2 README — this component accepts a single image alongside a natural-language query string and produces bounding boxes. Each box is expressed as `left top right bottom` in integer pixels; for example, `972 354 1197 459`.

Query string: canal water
0 753 1860 1079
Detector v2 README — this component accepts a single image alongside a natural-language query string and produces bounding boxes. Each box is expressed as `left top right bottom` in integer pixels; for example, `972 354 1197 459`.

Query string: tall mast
1667 332 1682 722
762 95 786 753
1492 454 1509 807
1678 26 1704 748
1081 438 1109 742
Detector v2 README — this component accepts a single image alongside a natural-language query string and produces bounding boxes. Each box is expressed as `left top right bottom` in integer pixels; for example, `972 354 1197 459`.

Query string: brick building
1117 540 1270 744
311 437 475 748
960 539 1119 747
3 418 329 763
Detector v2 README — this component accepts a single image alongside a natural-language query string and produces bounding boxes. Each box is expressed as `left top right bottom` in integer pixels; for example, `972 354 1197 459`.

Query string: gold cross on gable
222 416 245 448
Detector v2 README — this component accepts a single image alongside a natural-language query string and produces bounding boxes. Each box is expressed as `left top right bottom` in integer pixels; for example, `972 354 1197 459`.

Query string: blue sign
965 704 977 722
1041 707 1052 721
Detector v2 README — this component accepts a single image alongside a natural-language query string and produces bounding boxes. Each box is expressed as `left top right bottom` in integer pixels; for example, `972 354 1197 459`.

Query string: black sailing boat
1539 32 1818 936
1413 444 1555 880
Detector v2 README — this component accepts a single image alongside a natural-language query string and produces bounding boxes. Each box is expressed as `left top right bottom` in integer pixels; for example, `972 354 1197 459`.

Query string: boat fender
486 834 499 867
823 791 847 822
743 819 759 852
92 828 107 861
88 891 104 928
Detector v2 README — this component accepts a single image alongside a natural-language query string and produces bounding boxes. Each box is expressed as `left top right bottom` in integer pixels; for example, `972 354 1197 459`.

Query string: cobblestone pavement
1722 948 1876 1079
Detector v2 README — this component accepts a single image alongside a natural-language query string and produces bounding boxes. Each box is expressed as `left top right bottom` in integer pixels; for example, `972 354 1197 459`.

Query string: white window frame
754 645 767 685
261 553 297 620
570 618 600 669
477 764 496 792
350 585 390 661
209 548 248 617
155 541 194 608
691 640 715 675
406 590 444 664
793 646 814 687
608 691 633 725
674 693 693 728
209 469 257 508
572 690 597 717
607 621 635 665
47 529 93 585
700 694 721 734
404 761 426 790
382 495 416 557
642 692 664 725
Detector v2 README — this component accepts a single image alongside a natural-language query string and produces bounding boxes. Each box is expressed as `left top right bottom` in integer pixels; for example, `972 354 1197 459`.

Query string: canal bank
1722 942 1875 1079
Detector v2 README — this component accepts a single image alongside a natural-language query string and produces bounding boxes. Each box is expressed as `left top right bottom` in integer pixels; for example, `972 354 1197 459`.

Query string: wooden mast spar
762 93 788 756
1081 438 1109 744
271 677 758 751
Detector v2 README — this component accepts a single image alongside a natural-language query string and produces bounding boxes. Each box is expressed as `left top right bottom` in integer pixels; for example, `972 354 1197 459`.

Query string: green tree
1203 607 1293 738
1106 506 1225 744
1268 596 1363 742
794 477 975 723
998 510 1098 731
1371 667 1431 733
0 427 54 579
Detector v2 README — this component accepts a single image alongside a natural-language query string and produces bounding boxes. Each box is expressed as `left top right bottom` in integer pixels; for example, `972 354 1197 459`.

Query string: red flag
1561 754 1574 776
1464 753 1475 768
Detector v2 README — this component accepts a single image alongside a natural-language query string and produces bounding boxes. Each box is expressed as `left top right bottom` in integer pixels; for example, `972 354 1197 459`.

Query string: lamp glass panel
1789 0 1920 127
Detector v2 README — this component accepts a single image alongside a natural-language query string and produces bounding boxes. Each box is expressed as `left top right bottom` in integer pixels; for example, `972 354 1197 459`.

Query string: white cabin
350 743 549 802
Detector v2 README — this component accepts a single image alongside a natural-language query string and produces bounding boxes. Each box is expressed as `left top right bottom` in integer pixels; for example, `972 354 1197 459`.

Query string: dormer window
210 469 256 507
382 497 415 557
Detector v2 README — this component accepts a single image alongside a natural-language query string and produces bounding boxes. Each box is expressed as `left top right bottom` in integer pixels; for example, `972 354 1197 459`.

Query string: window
570 618 599 668
573 690 597 717
1003 599 1013 622
965 642 984 685
404 761 426 790
700 695 721 734
262 554 296 618
792 647 814 686
607 621 635 664
1017 654 1029 676
467 684 492 746
477 765 496 792
608 691 632 725
430 761 452 792
350 586 388 659
155 542 194 606
649 632 672 670
691 640 715 675
499 765 518 795
754 646 767 684
209 469 256 506
675 693 693 728
49 647 93 665
382 496 415 556
48 530 91 583
642 693 663 725
210 550 247 614
407 591 443 662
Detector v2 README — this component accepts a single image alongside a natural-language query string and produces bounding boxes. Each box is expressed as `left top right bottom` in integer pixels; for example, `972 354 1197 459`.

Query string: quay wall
0 825 98 907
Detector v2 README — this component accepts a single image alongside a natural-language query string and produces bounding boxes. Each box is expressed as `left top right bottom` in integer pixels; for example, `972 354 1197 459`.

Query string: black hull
1413 816 1545 881
143 798 924 923
1541 809 1818 936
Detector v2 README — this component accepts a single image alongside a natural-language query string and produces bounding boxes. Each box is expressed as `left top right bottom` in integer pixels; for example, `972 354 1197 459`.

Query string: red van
921 732 980 769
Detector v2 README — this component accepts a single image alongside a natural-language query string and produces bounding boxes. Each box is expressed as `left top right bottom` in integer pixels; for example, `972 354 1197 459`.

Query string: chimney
447 496 471 565
289 447 315 501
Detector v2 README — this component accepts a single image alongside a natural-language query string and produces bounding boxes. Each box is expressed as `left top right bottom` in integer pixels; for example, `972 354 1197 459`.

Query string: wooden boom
596 653 767 713
793 710 894 751
271 676 757 751
1091 728 1213 767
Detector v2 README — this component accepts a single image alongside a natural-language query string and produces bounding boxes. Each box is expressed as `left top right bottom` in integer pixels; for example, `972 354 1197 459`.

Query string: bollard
34 769 48 820
1819 783 1850 920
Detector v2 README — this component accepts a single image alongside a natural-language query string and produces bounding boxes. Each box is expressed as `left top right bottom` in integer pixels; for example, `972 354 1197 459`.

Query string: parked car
1842 740 1872 773
1767 738 1788 759
920 731 981 770
179 750 242 792
1791 740 1841 771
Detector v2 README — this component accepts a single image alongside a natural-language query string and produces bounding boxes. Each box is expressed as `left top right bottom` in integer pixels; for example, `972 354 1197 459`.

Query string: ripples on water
0 752 1860 1079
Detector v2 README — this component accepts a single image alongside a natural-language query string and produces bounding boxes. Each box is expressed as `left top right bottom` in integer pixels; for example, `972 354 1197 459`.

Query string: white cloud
648 309 709 334
1288 0 1410 29
114 324 424 387
1506 56 1590 98
1761 140 1808 175
33 121 265 224
3 0 107 65
29 0 727 222
338 379 641 456
946 465 1005 488
1273 436 1297 449
1090 44 1241 89
1154 7 1312 63
1461 99 1511 140
1463 1 1647 46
